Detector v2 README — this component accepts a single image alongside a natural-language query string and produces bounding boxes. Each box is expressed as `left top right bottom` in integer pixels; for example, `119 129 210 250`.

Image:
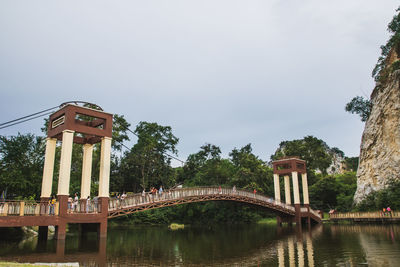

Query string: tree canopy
271 136 332 175
345 96 372 122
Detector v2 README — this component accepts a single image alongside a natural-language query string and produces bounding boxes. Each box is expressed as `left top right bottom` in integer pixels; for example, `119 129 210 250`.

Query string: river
0 224 399 266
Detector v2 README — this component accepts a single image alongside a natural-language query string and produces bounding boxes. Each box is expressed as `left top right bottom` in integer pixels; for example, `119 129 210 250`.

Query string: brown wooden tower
40 103 113 239
272 157 310 226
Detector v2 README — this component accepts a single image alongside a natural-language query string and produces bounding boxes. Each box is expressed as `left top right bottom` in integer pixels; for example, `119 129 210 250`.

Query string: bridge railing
108 187 295 212
330 211 400 219
309 208 322 219
68 199 101 214
0 200 58 216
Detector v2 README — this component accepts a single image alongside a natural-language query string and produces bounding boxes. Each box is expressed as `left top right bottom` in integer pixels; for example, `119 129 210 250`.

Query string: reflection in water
273 226 318 267
288 237 295 267
306 233 314 267
0 224 399 266
277 241 284 267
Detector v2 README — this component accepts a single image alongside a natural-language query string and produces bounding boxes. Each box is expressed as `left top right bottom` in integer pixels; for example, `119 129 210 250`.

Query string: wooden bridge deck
329 211 400 222
0 187 322 229
107 187 322 223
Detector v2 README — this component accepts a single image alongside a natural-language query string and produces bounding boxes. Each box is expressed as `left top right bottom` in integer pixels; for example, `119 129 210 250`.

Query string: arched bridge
107 187 322 224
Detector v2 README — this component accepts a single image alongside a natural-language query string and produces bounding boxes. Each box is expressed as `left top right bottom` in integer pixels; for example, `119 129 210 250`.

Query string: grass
257 218 277 224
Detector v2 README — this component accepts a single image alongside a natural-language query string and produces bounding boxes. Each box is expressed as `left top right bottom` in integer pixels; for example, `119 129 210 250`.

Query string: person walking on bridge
121 192 127 207
73 193 79 212
49 195 56 215
142 189 146 203
387 206 392 217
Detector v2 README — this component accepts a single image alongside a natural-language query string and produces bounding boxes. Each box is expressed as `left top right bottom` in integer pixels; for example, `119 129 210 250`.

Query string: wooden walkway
330 211 400 222
107 187 322 223
0 187 322 231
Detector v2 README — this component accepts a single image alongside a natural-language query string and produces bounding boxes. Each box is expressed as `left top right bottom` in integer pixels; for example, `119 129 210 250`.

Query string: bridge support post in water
38 226 48 241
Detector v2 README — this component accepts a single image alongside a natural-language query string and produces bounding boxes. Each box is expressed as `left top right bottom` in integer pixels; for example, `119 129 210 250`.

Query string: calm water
0 224 399 266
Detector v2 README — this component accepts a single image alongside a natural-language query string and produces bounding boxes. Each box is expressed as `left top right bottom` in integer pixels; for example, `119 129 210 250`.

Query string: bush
355 180 400 211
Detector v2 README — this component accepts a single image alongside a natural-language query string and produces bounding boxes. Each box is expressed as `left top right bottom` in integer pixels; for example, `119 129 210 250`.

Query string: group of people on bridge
65 193 99 213
382 206 393 217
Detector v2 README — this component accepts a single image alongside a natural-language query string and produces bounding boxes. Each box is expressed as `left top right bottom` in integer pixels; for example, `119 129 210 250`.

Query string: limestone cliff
354 66 400 203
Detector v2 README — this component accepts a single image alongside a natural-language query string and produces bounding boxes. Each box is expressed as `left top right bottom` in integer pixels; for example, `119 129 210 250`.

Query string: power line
0 101 103 129
117 123 185 164
0 111 54 130
0 102 186 164
0 106 58 127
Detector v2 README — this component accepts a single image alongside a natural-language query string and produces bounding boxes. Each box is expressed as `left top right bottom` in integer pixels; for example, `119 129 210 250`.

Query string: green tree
229 144 273 195
344 156 359 172
119 122 179 192
271 136 332 176
346 7 400 122
183 144 234 186
355 180 400 211
0 134 45 199
345 96 372 122
309 176 339 210
372 7 400 83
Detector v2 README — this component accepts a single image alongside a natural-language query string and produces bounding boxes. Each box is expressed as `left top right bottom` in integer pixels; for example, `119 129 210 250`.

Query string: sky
0 1 399 166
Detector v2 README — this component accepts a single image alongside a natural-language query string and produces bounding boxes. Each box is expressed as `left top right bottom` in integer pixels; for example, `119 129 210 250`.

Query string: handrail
0 200 58 216
108 187 296 213
330 211 400 219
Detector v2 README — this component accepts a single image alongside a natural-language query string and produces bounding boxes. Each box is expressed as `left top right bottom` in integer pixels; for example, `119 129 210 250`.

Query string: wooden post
55 201 59 215
2 203 8 216
19 202 25 216
35 204 40 215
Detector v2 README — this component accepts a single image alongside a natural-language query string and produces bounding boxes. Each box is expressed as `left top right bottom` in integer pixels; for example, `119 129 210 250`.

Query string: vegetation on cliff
355 180 400 212
372 6 400 84
346 6 400 122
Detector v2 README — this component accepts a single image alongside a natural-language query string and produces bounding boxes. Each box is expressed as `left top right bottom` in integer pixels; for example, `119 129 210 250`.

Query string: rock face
326 152 345 175
354 69 400 204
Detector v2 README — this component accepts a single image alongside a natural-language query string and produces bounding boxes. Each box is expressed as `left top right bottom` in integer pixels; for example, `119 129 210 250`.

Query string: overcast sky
0 1 398 165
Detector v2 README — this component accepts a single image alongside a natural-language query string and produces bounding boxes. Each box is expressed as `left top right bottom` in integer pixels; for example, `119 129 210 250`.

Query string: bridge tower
40 104 113 239
272 157 309 226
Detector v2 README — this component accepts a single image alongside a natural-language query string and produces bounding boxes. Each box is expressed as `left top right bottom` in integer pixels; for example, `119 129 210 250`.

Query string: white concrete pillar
291 171 300 205
273 173 281 202
284 175 291 204
57 130 75 196
41 138 57 198
80 144 93 199
302 173 310 205
98 137 112 197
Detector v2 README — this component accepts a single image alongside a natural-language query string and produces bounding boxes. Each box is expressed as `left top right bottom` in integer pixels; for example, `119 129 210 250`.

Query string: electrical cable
0 101 185 164
0 106 58 127
0 111 54 130
117 123 185 164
